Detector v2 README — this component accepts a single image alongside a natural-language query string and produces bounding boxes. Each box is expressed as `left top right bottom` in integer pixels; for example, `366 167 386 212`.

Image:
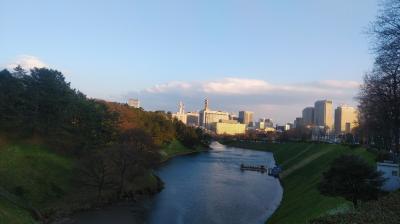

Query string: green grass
225 141 375 224
161 139 206 160
311 191 400 223
0 198 36 224
0 144 75 223
0 139 198 223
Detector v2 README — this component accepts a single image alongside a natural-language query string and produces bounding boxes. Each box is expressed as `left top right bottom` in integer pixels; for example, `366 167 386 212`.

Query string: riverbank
0 139 207 224
223 141 375 224
160 139 210 163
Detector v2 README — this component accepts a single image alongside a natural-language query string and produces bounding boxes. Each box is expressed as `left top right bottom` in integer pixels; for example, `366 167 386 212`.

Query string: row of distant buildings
127 98 358 137
170 99 259 135
294 100 358 135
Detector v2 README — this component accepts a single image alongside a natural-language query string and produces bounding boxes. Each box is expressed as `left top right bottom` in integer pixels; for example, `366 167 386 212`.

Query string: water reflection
147 142 282 224
70 142 283 224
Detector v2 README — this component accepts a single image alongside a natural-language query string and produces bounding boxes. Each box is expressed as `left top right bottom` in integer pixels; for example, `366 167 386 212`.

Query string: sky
0 0 379 124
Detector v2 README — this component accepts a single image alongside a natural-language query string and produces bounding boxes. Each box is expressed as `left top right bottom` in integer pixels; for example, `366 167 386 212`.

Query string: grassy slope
161 139 206 160
0 144 75 224
0 198 36 224
225 141 375 224
0 139 198 223
310 191 400 224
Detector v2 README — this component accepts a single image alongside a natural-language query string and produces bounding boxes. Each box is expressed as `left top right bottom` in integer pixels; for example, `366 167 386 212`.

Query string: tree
359 0 400 152
77 150 113 201
0 69 25 132
318 155 384 208
108 128 161 198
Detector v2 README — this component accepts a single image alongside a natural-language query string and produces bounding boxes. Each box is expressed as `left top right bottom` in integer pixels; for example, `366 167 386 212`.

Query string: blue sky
0 0 379 124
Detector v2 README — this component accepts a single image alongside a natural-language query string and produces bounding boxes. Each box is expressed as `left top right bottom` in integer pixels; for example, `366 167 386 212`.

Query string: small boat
240 164 267 172
240 163 282 178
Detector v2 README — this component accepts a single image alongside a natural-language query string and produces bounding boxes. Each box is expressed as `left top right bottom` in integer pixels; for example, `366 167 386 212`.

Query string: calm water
70 142 283 224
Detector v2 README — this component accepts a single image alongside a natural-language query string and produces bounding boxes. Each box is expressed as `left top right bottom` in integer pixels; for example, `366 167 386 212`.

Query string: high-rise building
302 107 314 126
199 98 230 129
276 124 291 132
264 118 274 128
172 101 187 124
127 98 140 108
314 100 334 131
238 111 254 125
255 118 275 131
294 117 304 128
186 112 199 126
334 105 358 134
255 118 266 130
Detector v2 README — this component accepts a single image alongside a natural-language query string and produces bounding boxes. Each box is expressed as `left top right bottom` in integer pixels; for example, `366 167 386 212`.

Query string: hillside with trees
0 66 210 223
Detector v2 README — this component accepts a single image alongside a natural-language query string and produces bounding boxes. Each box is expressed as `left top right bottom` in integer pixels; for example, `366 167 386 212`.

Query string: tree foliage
310 191 400 224
318 155 384 208
0 67 118 152
0 66 209 203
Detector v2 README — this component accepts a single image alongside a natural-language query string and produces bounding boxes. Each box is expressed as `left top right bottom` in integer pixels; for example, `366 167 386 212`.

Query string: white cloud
143 78 359 96
5 55 48 71
317 80 360 89
203 78 273 94
134 77 360 124
146 81 193 93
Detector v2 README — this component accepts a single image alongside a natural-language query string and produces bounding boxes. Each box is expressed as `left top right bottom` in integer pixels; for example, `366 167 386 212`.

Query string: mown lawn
225 141 375 224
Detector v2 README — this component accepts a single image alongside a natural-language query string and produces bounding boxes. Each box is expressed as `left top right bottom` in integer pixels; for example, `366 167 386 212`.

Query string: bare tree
108 128 161 198
359 0 400 152
77 150 113 201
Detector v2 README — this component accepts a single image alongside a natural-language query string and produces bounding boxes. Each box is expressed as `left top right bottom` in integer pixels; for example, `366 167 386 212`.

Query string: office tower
238 111 254 125
294 117 304 128
302 107 314 126
334 105 358 134
314 100 334 130
264 118 274 128
172 101 187 124
199 98 230 129
186 112 200 126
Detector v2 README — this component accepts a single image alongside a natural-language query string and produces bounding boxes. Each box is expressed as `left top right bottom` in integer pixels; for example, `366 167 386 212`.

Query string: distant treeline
0 66 210 202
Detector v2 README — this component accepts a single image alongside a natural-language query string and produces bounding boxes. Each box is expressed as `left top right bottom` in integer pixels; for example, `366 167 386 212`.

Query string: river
70 142 283 224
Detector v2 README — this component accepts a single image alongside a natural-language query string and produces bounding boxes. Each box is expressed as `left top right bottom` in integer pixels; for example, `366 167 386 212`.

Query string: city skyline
0 0 376 124
168 97 358 127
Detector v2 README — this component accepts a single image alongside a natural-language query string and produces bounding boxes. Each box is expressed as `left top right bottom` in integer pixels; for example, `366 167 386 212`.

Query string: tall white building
186 112 200 126
314 100 334 131
199 98 230 129
127 98 140 108
172 101 187 124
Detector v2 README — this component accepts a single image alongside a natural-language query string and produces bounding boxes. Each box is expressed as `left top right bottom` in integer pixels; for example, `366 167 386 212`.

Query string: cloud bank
4 55 48 71
128 77 360 124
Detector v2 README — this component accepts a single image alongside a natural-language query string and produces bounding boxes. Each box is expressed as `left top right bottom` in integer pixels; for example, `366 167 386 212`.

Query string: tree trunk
97 169 105 202
118 171 125 198
352 198 358 209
